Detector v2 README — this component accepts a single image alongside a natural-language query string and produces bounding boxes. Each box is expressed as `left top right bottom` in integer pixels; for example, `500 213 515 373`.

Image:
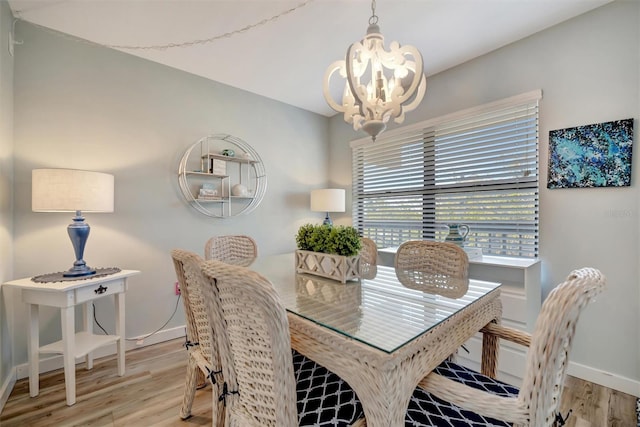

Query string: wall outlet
174 281 181 295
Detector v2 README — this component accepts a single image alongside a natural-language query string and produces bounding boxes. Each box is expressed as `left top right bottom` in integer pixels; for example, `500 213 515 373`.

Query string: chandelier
323 0 427 141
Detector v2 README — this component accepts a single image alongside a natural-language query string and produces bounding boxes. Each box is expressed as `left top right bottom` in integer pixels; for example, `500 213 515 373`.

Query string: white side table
3 270 139 406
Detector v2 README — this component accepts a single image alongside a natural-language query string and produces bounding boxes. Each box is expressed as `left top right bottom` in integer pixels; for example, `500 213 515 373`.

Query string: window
352 90 541 258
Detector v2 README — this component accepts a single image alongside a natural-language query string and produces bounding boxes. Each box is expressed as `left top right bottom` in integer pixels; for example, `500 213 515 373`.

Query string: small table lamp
32 169 114 277
310 188 345 226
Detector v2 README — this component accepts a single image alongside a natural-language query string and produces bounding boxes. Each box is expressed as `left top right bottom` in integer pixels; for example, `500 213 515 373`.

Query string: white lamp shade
310 189 345 213
32 169 115 213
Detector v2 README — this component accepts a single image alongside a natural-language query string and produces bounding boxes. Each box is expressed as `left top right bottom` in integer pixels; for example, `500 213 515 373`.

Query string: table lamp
32 169 114 277
310 188 345 226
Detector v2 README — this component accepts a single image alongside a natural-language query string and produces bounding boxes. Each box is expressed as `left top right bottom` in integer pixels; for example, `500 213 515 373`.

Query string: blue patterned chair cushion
292 350 364 426
406 360 519 427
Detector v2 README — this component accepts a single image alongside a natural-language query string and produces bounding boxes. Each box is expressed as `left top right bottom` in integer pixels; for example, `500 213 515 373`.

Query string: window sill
378 246 540 269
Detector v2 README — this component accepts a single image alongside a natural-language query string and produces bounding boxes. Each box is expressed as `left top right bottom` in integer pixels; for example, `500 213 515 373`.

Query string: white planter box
295 250 360 283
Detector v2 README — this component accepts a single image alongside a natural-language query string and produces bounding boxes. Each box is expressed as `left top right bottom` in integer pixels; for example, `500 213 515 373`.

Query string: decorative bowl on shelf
231 184 249 197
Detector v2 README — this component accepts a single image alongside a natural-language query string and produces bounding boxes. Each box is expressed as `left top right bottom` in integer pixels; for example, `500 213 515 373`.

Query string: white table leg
83 302 93 370
61 306 76 406
27 304 39 397
115 292 125 376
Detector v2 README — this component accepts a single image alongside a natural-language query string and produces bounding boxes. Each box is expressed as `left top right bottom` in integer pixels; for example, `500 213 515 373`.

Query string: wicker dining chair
406 267 606 427
394 240 470 299
359 237 378 279
394 240 469 280
198 259 365 427
171 249 225 425
204 235 257 266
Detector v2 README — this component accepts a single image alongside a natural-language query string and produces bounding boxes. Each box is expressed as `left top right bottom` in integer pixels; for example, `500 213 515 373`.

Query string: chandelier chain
13 0 314 51
369 0 378 25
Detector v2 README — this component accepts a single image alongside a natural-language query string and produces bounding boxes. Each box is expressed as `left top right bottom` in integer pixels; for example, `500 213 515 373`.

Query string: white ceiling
8 0 611 117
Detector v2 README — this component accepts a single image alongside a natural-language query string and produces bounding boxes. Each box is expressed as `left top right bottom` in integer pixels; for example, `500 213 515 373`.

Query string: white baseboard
15 326 186 380
0 366 17 413
568 361 640 398
457 337 640 398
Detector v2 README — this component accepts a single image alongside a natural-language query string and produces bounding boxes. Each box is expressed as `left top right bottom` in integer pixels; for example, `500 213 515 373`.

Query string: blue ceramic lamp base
64 211 96 277
323 212 333 226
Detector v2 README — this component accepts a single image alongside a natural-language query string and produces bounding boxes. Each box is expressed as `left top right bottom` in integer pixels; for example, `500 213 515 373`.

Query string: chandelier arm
345 43 367 120
396 48 425 103
323 61 350 112
322 61 363 128
375 45 425 104
396 74 427 117
346 43 381 113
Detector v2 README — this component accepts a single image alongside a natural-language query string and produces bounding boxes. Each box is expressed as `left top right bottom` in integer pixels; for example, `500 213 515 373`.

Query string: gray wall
0 0 15 403
9 21 329 366
330 0 639 392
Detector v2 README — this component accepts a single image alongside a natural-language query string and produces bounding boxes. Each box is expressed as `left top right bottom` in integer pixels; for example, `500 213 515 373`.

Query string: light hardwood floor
1 338 636 426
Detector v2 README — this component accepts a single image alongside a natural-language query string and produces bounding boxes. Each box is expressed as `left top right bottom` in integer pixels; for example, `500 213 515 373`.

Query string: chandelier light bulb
323 1 427 141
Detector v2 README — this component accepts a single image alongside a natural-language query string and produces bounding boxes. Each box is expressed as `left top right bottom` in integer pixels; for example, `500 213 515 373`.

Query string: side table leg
115 292 125 376
27 304 39 397
83 302 94 370
61 306 76 406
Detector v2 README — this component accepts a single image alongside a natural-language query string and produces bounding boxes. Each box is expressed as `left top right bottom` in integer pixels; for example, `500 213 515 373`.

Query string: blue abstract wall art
547 118 634 189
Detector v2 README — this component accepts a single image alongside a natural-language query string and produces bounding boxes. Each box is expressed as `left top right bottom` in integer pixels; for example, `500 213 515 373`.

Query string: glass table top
249 253 501 354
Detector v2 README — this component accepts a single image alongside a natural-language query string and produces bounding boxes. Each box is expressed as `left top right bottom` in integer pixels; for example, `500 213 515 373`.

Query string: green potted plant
295 224 362 283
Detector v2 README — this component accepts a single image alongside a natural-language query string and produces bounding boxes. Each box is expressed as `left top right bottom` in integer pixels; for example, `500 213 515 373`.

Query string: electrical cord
92 294 182 342
93 305 109 335
13 1 314 51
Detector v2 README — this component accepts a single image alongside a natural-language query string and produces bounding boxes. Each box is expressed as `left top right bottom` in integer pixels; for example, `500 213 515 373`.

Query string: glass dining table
249 253 503 427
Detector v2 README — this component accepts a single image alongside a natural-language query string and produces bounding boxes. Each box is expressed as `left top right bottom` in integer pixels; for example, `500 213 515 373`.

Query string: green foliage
295 223 316 251
295 223 362 257
309 224 332 253
327 225 362 257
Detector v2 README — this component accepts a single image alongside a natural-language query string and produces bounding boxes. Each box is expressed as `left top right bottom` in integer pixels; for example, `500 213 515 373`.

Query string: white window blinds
351 90 541 258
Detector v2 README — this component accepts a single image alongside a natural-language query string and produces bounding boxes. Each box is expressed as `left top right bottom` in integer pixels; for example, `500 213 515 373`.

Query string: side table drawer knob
75 280 123 303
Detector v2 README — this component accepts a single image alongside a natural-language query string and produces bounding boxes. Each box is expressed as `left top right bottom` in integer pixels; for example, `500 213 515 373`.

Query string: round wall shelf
178 134 267 218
